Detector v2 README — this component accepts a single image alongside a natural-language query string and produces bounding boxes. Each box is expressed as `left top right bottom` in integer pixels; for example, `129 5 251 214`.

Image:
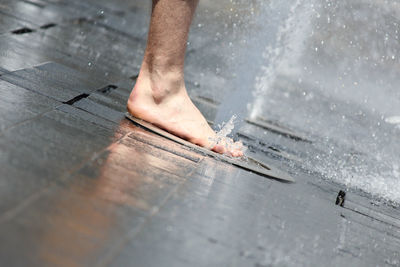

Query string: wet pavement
0 0 399 266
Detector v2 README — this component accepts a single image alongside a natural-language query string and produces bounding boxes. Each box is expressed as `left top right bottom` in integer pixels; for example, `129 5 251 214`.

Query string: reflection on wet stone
0 0 399 266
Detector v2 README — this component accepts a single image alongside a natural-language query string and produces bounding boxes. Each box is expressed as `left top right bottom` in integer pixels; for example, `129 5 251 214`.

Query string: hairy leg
127 0 242 157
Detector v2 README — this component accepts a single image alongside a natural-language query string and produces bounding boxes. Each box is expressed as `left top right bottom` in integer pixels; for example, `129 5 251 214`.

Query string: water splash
385 116 400 128
250 0 315 119
217 114 237 138
209 115 246 156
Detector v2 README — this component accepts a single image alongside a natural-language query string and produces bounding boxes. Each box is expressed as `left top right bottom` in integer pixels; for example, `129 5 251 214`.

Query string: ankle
137 67 186 103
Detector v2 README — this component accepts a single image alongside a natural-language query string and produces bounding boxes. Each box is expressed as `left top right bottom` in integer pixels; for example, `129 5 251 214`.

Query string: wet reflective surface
193 0 400 203
0 0 399 266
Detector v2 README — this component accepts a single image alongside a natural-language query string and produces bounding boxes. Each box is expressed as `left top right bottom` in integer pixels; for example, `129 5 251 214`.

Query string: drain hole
268 146 281 152
12 27 35 34
335 190 346 207
40 23 57 29
97 85 117 94
63 93 89 105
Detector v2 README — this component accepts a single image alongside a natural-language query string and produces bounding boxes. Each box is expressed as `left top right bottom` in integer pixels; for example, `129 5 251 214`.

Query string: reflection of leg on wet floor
126 0 242 157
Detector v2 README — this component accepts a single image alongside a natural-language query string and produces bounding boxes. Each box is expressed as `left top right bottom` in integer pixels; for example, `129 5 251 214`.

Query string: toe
211 144 226 154
229 149 243 158
232 150 243 157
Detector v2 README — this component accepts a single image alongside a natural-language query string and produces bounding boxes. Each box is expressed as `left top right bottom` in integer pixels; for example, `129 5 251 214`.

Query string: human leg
127 0 242 156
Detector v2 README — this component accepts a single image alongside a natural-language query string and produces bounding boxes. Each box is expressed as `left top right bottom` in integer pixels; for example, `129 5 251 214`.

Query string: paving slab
90 9 150 40
87 90 129 113
42 19 145 79
0 29 136 83
0 108 118 214
0 0 399 266
56 104 117 131
34 62 109 91
109 158 400 267
0 67 9 74
0 62 107 102
0 1 61 27
0 80 58 131
0 33 82 72
0 0 100 27
0 181 148 267
0 125 200 267
73 98 125 123
0 11 34 34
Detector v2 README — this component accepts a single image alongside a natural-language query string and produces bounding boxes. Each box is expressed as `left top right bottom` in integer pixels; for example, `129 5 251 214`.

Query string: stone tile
0 68 77 102
0 33 81 72
73 98 125 123
87 91 128 113
0 109 118 213
0 1 399 266
42 19 145 79
92 8 150 40
0 134 85 213
0 3 145 79
77 0 148 14
34 62 108 92
0 80 58 131
0 124 200 267
0 31 127 84
0 182 148 267
0 62 109 102
0 11 33 34
56 104 117 131
109 158 400 267
70 134 198 211
0 67 9 74
109 218 238 267
0 0 97 27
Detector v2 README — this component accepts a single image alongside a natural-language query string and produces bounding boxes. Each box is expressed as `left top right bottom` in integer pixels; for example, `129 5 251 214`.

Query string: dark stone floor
0 0 399 266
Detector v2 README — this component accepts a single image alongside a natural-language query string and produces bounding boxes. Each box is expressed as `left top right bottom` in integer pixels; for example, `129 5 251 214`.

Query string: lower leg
127 0 242 156
136 0 197 102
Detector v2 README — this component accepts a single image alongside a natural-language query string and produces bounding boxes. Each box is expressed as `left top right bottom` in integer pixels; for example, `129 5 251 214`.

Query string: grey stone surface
0 62 111 105
0 12 33 34
0 0 399 266
0 80 58 131
0 33 82 72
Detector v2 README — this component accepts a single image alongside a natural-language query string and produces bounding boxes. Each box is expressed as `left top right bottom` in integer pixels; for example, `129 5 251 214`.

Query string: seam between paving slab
0 106 58 137
0 187 50 224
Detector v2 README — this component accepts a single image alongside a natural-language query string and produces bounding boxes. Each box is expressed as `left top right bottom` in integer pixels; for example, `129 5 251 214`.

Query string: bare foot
127 71 243 157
